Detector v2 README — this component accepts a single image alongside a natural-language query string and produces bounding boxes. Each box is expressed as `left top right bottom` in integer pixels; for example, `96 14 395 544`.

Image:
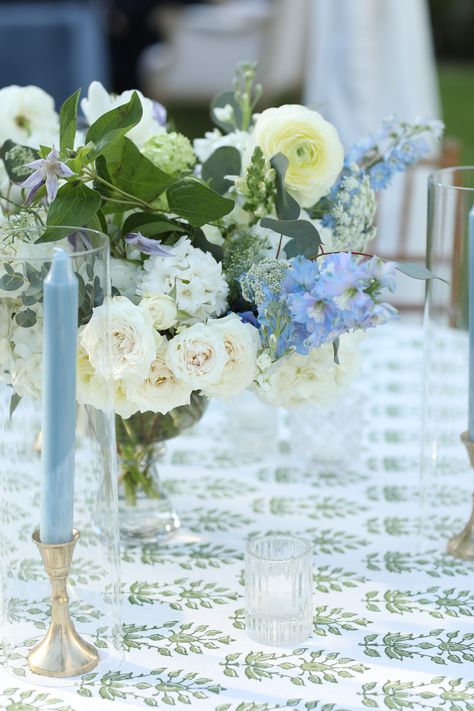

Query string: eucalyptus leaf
15 308 37 327
59 89 81 154
166 178 234 227
86 92 143 157
201 146 241 195
260 217 321 259
0 140 39 183
191 228 224 262
396 262 447 283
9 393 21 419
210 91 242 133
271 153 300 220
0 272 24 291
101 138 173 203
37 182 102 242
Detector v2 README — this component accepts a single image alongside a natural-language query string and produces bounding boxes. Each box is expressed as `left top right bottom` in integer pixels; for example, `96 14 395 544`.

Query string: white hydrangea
110 258 141 302
254 333 361 409
139 237 228 322
81 82 165 148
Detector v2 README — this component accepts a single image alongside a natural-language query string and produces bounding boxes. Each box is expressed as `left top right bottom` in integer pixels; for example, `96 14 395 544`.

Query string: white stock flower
254 104 344 207
166 322 228 389
194 128 253 164
81 82 165 148
80 296 156 381
204 314 261 397
125 342 192 415
0 85 59 148
110 258 140 302
140 237 228 322
139 293 178 331
255 333 361 409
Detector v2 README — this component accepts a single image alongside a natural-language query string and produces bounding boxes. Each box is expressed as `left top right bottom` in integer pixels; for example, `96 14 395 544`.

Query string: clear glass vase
116 393 207 544
422 167 474 557
0 227 122 684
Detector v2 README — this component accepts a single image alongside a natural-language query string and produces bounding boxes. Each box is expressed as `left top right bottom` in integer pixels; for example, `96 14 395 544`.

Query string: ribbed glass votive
245 535 313 646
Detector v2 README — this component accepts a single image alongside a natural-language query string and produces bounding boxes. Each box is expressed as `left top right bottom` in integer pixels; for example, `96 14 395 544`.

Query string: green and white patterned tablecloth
1 322 474 711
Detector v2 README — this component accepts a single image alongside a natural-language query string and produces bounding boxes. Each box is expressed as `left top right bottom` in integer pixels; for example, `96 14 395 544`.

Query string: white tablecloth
1 323 474 711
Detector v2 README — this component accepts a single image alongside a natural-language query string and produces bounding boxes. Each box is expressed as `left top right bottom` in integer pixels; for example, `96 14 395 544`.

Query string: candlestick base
27 529 99 678
447 432 474 562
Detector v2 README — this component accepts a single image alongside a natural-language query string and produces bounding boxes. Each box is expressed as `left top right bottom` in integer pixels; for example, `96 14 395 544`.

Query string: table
1 323 474 711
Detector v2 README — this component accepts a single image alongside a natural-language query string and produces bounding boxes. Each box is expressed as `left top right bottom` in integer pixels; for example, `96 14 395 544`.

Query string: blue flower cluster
343 116 444 191
255 254 397 358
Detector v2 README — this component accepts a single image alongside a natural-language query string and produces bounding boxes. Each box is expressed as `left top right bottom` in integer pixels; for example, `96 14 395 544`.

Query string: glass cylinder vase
0 226 122 683
116 393 208 544
421 167 474 557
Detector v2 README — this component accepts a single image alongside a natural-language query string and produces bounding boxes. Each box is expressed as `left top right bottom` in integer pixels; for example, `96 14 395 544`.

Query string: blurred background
0 0 472 310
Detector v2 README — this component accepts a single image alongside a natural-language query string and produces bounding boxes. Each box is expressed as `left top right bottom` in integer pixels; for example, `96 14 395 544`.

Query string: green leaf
202 146 241 194
191 228 223 262
260 217 321 258
86 92 143 156
9 393 21 419
166 178 234 227
121 212 185 239
15 308 37 327
0 140 39 183
210 91 242 133
102 137 173 203
59 89 81 154
0 272 24 291
396 262 447 283
271 153 300 220
37 182 102 243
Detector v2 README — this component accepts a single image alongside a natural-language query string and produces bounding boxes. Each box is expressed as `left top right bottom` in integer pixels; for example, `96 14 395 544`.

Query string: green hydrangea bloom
223 230 270 304
143 132 196 176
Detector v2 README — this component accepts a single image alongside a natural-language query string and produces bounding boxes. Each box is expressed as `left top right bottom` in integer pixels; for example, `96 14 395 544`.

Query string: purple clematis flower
20 146 75 203
152 101 167 127
125 232 171 256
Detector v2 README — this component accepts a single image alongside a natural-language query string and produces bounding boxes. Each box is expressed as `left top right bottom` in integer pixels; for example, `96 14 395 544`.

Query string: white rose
139 293 178 331
0 85 59 147
125 342 192 415
80 296 156 381
204 314 260 397
110 258 140 302
166 322 228 389
254 104 344 207
255 333 360 409
81 81 165 148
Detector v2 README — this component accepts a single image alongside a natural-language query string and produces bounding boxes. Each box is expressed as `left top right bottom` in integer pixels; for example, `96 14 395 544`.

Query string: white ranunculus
166 322 228 389
126 343 192 415
255 333 361 409
193 128 253 164
80 296 156 381
139 237 228 322
81 82 165 148
254 104 344 207
110 258 140 302
0 85 59 147
204 314 261 397
139 293 178 331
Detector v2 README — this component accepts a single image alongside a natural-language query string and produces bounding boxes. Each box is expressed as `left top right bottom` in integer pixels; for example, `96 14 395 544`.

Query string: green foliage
86 91 143 157
38 182 102 242
0 140 39 183
59 89 81 154
166 177 234 227
260 216 321 258
202 146 241 194
271 153 300 220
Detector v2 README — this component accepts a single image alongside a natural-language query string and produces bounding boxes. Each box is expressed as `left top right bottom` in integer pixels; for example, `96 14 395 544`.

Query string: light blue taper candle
40 249 79 544
469 206 474 442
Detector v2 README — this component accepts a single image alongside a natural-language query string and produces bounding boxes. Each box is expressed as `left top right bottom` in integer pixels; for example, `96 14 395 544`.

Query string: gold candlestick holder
447 432 474 561
27 529 99 677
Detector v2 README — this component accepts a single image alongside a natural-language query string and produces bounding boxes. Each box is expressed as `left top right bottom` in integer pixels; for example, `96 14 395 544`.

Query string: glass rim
246 534 312 562
428 165 474 192
0 226 109 263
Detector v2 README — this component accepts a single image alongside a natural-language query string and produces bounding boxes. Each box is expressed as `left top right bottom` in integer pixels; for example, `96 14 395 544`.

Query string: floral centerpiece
0 64 442 533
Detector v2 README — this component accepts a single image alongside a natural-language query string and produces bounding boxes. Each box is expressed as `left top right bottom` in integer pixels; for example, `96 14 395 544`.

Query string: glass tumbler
245 535 313 646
